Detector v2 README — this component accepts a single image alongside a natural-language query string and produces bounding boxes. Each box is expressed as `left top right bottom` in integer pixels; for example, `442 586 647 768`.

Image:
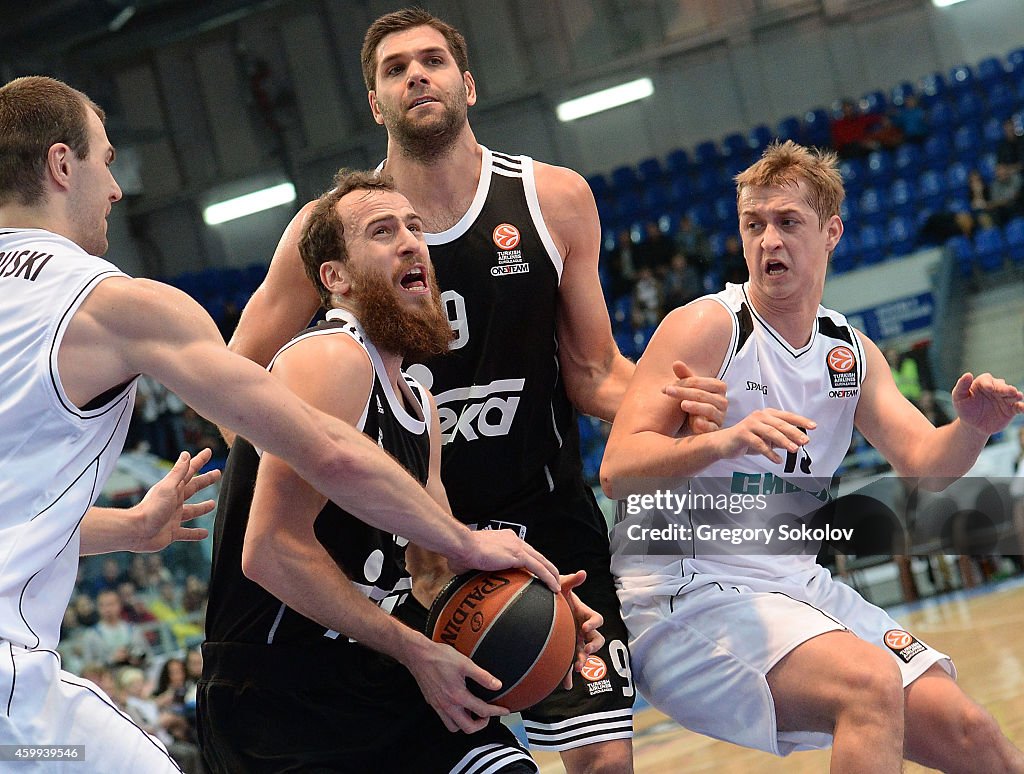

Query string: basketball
426 568 576 712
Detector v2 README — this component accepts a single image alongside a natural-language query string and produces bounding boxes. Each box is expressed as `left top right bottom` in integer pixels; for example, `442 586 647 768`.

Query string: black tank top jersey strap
408 147 593 528
205 318 429 647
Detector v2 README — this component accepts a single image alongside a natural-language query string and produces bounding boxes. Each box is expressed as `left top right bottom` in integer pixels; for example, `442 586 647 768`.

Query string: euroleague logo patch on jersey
490 222 530 277
884 628 926 663
580 655 613 696
826 345 859 390
492 223 521 250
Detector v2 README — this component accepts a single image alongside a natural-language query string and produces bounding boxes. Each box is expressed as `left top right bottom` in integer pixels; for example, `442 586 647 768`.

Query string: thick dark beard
379 91 467 163
349 262 453 362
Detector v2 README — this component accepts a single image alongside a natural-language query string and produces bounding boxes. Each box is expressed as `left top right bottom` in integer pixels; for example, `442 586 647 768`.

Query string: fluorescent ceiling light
557 77 654 122
932 0 967 6
203 182 296 225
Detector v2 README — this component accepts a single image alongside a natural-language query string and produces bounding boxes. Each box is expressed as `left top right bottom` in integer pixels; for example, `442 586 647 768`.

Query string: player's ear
824 214 843 251
47 143 73 191
368 91 385 126
463 72 477 107
321 261 352 297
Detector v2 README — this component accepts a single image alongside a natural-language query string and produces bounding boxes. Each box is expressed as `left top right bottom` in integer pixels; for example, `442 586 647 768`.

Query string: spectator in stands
988 162 1023 226
117 580 157 624
80 589 152 669
605 228 637 300
119 667 203 774
829 99 881 159
72 592 99 628
968 169 996 230
632 266 663 327
662 253 703 310
996 118 1024 172
57 607 88 676
154 657 190 714
181 406 229 460
127 555 154 593
145 554 174 588
884 347 923 405
89 557 129 596
673 214 712 275
216 299 241 343
868 115 904 151
721 235 747 285
891 94 928 145
634 220 674 273
150 581 205 650
917 391 952 428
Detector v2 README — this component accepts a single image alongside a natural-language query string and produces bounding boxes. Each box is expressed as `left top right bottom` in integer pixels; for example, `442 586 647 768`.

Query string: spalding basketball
426 568 576 712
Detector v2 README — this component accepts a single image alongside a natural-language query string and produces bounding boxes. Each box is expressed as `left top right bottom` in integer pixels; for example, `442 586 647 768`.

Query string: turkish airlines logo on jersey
826 345 858 389
492 223 521 250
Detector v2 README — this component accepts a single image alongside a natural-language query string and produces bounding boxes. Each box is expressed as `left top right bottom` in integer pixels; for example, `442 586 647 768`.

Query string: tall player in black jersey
199 171 600 773
227 10 726 772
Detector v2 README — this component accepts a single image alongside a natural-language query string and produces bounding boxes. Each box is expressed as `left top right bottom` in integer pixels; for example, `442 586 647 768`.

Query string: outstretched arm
80 448 219 555
855 334 1024 487
60 276 559 588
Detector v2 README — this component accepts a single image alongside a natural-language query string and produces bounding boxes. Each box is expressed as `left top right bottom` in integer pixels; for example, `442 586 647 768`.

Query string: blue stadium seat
857 187 888 223
712 196 735 228
1008 47 1024 75
641 183 670 214
916 169 946 211
839 197 857 223
722 132 748 157
945 235 975 277
886 216 916 256
926 100 954 131
976 56 1006 86
595 196 615 225
985 82 1016 120
945 162 970 199
888 178 916 217
893 143 922 175
776 115 802 143
838 158 867 194
803 108 832 147
694 140 721 168
865 150 894 183
919 71 947 107
948 64 976 92
685 203 714 230
667 175 692 207
979 152 998 182
831 231 858 273
858 224 887 265
615 191 643 221
694 167 726 198
748 124 774 152
953 125 982 165
637 157 664 185
585 173 609 199
973 227 1006 273
666 148 691 177
1004 217 1024 263
923 132 953 168
953 92 984 124
890 81 916 107
982 116 1004 147
611 165 639 191
709 231 731 259
860 91 887 115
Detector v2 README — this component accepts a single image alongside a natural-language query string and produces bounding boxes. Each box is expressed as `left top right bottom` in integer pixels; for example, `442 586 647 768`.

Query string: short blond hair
734 141 845 228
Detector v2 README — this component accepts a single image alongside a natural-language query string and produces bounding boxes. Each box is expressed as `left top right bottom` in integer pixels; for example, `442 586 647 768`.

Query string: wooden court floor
532 578 1024 773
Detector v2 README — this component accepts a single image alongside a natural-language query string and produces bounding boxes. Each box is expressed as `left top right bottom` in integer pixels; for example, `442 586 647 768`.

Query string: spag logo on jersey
490 222 530 278
826 345 859 390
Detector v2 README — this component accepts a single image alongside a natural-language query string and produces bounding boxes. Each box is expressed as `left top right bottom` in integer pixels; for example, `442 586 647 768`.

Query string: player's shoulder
661 296 734 344
532 159 590 197
275 322 371 370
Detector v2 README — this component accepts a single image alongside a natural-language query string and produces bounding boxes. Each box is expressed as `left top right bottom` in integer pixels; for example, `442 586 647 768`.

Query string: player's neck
748 293 818 349
383 130 482 231
0 203 65 237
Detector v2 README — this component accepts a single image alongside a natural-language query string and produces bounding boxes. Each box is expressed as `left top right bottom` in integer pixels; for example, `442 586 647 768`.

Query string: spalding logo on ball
426 568 576 712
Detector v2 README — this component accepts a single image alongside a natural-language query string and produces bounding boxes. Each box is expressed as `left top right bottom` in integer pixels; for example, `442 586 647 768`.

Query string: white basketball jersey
0 228 137 650
613 283 866 598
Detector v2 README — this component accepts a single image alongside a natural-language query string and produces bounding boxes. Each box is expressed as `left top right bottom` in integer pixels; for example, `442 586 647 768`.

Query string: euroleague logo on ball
492 223 521 250
827 346 855 373
580 655 608 682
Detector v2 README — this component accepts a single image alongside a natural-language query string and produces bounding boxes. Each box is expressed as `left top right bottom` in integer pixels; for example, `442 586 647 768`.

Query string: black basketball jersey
205 309 431 647
405 147 590 530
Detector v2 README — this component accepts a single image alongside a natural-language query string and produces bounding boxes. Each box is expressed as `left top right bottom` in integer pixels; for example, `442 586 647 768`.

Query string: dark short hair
361 7 469 91
0 76 105 207
298 169 398 309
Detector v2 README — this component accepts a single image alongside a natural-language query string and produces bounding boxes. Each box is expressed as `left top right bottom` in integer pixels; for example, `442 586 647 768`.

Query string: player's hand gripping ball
426 568 576 712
